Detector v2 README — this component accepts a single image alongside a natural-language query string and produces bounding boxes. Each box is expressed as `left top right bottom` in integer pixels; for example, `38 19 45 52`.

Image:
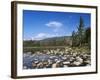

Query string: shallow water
23 52 91 69
23 53 61 69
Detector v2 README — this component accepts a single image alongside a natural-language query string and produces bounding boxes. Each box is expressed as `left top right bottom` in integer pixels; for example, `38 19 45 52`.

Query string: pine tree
77 16 85 46
71 16 85 47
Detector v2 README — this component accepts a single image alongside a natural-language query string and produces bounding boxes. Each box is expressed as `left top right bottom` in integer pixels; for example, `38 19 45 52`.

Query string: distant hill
23 36 72 47
40 36 70 41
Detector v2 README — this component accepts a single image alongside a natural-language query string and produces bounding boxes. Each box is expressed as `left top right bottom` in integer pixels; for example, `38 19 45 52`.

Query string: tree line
23 36 71 47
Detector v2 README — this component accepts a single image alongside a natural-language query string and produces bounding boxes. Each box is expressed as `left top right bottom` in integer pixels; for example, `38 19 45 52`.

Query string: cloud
45 21 63 32
32 33 59 40
46 21 63 28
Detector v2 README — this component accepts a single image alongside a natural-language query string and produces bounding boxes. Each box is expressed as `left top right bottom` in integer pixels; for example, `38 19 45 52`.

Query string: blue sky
23 10 91 40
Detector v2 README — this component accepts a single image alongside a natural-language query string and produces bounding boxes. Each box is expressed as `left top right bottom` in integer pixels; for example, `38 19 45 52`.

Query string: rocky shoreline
23 48 91 69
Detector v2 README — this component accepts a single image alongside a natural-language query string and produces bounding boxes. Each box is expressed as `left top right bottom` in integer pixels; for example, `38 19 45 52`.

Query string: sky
23 10 91 40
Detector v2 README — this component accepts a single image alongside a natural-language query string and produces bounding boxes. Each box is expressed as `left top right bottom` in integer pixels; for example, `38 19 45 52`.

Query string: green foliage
71 16 91 48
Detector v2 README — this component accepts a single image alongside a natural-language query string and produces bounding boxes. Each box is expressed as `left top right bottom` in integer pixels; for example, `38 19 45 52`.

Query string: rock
54 58 59 62
34 60 39 64
63 61 70 65
73 56 83 66
52 63 57 68
52 61 61 68
73 61 82 66
47 51 50 54
36 51 41 54
43 61 48 65
76 56 83 63
48 59 53 64
32 62 37 68
62 56 67 60
37 62 44 68
69 56 75 62
72 52 78 56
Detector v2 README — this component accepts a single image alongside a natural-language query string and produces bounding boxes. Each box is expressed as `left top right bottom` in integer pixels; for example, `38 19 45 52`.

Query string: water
23 52 91 69
23 53 62 69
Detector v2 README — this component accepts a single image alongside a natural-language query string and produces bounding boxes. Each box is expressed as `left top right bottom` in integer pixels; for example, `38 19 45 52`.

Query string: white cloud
45 21 63 32
32 33 59 40
46 21 63 28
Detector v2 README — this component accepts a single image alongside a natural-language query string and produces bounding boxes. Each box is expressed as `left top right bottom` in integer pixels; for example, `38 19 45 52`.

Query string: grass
23 46 90 55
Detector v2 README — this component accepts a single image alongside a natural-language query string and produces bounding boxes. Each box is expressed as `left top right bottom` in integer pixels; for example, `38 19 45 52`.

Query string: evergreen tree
77 16 85 46
71 16 85 47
